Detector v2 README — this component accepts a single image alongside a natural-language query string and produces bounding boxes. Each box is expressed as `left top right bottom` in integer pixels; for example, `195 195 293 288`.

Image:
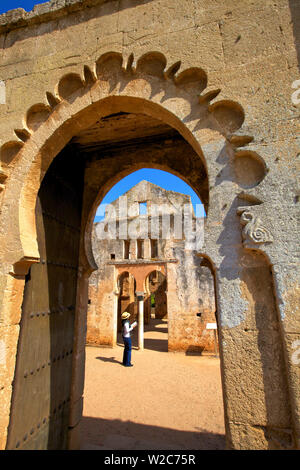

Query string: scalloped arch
0 50 268 271
174 67 207 94
0 50 254 170
96 51 123 80
234 150 267 189
26 103 51 132
136 51 167 78
57 73 85 101
209 99 245 135
0 141 24 165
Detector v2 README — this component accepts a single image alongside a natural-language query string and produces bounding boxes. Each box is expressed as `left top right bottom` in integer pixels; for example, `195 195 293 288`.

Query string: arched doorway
2 51 293 450
6 105 211 450
145 270 168 323
144 270 168 353
117 272 136 334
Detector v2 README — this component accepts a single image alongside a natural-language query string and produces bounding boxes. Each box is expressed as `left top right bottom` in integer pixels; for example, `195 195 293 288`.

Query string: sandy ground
80 319 226 450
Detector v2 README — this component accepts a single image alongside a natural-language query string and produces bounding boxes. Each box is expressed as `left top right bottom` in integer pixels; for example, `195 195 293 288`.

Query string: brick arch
144 269 168 295
144 270 168 323
116 270 137 294
116 264 167 293
116 271 137 333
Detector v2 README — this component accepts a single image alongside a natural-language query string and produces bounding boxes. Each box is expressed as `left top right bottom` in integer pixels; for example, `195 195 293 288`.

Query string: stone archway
117 272 136 334
0 51 249 273
144 270 167 322
0 51 298 450
115 263 168 351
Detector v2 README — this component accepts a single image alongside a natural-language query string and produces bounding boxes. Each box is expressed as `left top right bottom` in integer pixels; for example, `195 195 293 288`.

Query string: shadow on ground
96 356 123 365
80 416 226 450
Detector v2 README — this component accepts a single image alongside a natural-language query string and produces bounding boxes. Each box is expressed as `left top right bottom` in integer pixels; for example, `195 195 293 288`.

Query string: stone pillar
112 291 119 347
68 269 89 450
136 291 144 350
214 252 296 450
143 238 151 259
130 240 137 259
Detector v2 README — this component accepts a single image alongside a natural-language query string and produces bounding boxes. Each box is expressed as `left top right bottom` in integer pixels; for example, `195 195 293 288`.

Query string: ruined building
87 180 217 352
0 0 299 451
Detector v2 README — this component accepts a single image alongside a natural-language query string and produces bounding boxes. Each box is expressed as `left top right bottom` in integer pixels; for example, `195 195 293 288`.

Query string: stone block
228 422 295 450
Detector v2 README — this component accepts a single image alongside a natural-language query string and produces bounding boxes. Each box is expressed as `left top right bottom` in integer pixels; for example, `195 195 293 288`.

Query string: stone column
143 238 151 259
136 291 144 350
112 291 119 347
68 268 89 450
130 240 137 259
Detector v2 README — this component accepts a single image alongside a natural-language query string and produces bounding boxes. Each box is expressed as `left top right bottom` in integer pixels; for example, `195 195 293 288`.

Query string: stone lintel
107 258 177 266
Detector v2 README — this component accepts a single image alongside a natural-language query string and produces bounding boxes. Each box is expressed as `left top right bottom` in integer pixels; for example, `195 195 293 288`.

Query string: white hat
121 311 130 319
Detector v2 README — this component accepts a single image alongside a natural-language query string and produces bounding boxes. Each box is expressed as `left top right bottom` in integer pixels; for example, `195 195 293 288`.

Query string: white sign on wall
206 322 217 330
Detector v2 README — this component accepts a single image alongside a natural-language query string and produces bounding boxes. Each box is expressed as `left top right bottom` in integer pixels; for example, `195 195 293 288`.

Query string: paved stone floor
80 320 226 450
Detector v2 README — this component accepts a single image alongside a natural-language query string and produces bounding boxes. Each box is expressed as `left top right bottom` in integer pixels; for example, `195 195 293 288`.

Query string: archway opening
7 103 225 451
88 165 214 353
84 163 223 450
144 270 168 353
117 272 136 334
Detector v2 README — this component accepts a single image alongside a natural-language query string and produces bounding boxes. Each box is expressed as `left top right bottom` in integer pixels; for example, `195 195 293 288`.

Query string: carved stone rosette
237 207 273 247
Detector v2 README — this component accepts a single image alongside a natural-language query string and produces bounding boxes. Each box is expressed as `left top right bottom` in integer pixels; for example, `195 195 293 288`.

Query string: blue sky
0 1 47 14
95 169 204 222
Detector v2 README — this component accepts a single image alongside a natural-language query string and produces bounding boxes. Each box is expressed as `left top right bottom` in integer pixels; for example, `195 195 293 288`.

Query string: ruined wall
87 180 216 351
167 245 217 353
87 256 115 346
222 250 293 449
145 270 167 320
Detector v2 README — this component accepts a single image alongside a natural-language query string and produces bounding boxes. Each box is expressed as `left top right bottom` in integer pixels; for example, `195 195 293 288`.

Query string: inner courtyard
81 322 225 451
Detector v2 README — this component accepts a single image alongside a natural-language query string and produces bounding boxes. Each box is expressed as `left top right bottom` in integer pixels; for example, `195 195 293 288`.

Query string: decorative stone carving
237 208 273 245
10 256 40 277
0 50 248 168
233 151 267 189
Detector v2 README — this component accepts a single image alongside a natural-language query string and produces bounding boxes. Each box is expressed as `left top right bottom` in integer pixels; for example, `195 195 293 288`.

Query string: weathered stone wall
87 261 115 346
0 0 298 450
167 244 217 353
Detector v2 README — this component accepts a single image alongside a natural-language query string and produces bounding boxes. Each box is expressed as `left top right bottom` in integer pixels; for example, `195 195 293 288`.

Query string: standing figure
121 312 137 367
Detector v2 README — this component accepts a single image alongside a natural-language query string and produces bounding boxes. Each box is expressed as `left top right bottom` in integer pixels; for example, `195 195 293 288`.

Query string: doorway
6 101 225 451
